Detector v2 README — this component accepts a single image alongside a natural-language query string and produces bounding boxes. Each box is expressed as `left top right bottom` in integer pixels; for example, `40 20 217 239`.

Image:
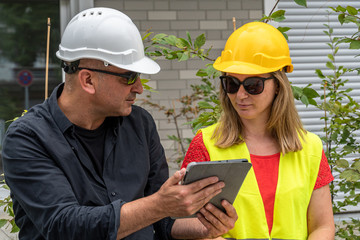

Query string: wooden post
45 18 51 100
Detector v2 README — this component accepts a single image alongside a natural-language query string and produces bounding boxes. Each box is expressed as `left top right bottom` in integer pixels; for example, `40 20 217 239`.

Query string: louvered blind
276 0 360 214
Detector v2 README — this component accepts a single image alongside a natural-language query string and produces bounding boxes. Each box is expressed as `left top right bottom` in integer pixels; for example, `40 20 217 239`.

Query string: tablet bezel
179 159 252 218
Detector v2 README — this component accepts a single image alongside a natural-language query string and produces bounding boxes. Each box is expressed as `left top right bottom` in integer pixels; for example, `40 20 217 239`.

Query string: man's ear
78 69 96 95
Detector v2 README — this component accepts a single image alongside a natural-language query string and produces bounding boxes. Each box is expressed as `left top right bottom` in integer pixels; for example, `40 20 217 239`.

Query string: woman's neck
241 119 280 156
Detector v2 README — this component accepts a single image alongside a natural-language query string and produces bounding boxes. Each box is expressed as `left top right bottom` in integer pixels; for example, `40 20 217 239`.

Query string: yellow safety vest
200 124 322 240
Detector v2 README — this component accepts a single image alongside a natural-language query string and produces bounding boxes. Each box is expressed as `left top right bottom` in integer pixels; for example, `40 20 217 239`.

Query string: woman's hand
196 200 237 239
171 199 237 239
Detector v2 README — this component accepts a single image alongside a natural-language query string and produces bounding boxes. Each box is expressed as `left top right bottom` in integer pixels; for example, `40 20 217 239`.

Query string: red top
181 132 334 234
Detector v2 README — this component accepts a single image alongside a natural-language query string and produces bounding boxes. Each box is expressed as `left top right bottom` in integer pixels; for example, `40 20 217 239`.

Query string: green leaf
176 38 190 49
10 223 19 233
315 69 325 78
339 169 360 182
326 61 335 70
291 85 302 99
344 15 359 25
343 145 355 152
198 101 214 109
140 78 150 84
186 31 193 47
352 161 360 172
281 32 289 40
271 10 285 19
338 13 347 25
0 219 7 228
271 10 286 22
349 40 360 49
308 98 317 106
140 79 156 92
259 15 271 22
341 128 350 140
196 69 208 77
336 159 349 168
194 34 206 49
142 31 153 41
327 54 334 61
346 6 358 15
164 35 178 46
152 33 167 41
336 5 347 13
294 0 307 7
277 27 291 33
300 95 310 106
178 51 190 61
303 87 320 98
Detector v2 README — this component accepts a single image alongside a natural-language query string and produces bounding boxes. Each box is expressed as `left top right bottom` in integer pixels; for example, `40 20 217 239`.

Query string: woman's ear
78 69 96 95
273 76 280 95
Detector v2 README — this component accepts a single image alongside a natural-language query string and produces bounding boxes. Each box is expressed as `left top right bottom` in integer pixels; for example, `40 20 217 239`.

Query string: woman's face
225 73 277 122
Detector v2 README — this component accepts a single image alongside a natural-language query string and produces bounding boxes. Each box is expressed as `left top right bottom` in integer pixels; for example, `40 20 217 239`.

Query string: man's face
91 66 144 117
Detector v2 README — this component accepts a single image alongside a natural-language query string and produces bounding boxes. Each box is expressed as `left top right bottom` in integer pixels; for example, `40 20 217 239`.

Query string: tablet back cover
182 159 252 217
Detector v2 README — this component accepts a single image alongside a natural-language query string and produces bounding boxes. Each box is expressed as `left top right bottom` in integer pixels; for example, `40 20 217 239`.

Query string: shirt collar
48 83 123 134
48 83 73 134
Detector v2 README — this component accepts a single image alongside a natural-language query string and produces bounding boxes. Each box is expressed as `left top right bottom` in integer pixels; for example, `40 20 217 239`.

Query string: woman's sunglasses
220 75 273 95
77 67 140 85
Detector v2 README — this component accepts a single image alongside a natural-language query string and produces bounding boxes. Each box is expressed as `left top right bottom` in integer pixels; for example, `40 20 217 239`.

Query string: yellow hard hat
213 22 293 74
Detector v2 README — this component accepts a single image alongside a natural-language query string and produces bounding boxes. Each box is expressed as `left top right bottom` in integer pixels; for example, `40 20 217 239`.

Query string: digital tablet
180 159 252 218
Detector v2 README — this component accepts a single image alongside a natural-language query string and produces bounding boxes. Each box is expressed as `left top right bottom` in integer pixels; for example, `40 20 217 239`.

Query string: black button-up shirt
2 84 174 240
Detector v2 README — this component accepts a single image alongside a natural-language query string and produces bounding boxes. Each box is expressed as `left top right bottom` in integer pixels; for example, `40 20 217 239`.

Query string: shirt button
111 192 116 196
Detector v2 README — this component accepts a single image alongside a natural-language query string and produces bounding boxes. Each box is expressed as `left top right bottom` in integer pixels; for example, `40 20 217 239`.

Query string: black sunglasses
220 75 273 95
78 67 140 85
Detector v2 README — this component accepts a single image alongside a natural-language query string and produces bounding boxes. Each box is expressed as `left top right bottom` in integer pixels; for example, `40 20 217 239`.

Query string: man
2 7 237 240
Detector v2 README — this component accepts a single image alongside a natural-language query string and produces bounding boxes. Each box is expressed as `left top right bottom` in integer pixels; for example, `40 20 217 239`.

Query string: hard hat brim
57 50 161 75
113 56 161 75
213 59 293 74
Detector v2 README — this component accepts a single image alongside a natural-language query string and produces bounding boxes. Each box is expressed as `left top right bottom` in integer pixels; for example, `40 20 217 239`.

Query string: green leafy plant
315 9 360 238
141 32 219 163
0 111 27 233
0 176 19 233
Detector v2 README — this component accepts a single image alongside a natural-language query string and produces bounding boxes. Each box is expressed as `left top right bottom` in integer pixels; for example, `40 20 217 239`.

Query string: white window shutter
274 0 360 216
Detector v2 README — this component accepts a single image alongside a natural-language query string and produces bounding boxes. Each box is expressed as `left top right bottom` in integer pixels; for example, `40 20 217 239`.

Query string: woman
181 22 335 239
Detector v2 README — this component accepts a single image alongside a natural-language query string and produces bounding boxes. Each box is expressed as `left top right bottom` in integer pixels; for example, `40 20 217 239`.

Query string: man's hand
155 169 225 218
196 200 237 239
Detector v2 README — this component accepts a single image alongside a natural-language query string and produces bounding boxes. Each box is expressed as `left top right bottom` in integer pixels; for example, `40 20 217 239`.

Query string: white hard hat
56 7 160 74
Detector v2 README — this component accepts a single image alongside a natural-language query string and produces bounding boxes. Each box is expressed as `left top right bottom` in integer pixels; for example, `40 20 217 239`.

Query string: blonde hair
213 70 305 154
